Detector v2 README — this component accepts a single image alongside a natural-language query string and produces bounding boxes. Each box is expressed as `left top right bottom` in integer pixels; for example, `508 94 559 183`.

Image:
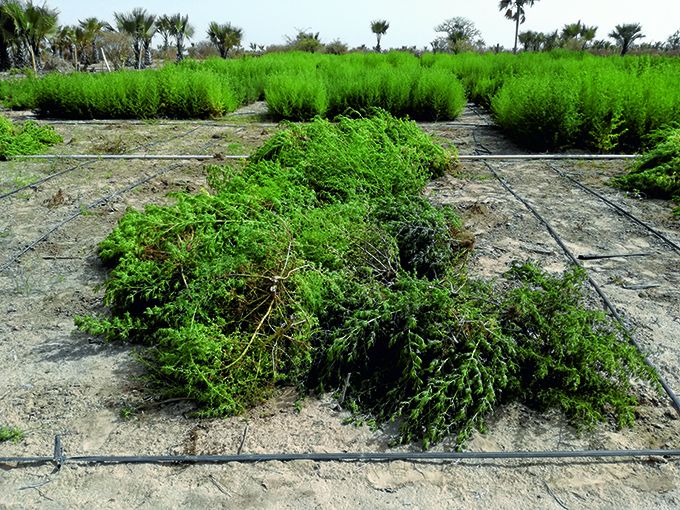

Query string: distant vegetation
2 50 678 153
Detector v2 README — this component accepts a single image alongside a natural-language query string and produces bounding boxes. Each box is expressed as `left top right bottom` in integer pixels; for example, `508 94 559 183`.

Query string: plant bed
78 111 658 448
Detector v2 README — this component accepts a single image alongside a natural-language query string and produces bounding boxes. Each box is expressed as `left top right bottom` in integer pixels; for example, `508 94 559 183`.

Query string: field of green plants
2 51 679 152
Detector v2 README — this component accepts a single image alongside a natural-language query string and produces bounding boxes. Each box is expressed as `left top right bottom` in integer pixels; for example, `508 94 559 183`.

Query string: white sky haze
50 1 679 50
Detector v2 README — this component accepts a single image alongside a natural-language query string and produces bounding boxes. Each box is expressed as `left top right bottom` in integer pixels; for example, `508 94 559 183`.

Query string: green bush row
78 111 657 447
491 61 680 151
2 50 678 149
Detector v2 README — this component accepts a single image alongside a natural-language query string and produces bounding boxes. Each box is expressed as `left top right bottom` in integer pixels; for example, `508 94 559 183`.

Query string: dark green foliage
500 262 658 429
0 115 61 158
311 272 516 448
613 128 680 213
79 111 657 447
78 111 458 417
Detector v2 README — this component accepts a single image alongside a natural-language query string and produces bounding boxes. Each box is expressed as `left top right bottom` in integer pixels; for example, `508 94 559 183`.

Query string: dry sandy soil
1 105 679 509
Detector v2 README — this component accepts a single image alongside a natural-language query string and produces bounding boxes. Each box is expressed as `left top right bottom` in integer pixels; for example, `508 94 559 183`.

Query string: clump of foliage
0 425 24 444
499 262 656 429
77 111 455 416
32 67 240 119
265 73 329 120
613 127 680 214
78 111 657 448
0 115 62 159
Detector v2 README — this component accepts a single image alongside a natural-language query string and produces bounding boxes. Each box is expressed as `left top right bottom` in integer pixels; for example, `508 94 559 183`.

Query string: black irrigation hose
481 159 680 417
0 125 205 201
0 136 228 272
1 435 679 467
43 120 278 128
546 162 680 257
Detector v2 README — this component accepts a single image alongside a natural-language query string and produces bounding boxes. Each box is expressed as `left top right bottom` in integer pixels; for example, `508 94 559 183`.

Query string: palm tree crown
169 13 193 62
4 0 58 71
609 23 644 56
498 0 539 54
370 19 389 52
207 21 242 58
114 7 156 69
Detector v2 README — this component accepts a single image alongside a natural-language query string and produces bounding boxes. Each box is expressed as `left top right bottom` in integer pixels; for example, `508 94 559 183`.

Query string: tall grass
0 51 678 143
30 67 240 119
487 54 680 151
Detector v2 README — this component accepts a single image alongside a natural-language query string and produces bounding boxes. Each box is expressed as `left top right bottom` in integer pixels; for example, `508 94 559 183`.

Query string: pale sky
51 1 679 50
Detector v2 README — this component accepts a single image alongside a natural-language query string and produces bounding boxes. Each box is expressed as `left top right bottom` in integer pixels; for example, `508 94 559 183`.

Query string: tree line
0 1 244 72
0 0 677 74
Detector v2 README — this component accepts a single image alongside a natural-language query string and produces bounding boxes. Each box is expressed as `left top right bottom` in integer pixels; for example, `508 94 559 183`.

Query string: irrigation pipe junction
3 129 679 469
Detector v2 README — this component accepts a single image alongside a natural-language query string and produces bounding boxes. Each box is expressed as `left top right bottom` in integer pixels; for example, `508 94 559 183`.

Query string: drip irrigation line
481 159 680 417
458 154 638 161
10 153 640 162
0 165 181 272
2 435 680 467
40 120 278 128
0 137 225 272
11 154 237 161
0 160 92 200
0 125 205 201
546 163 680 257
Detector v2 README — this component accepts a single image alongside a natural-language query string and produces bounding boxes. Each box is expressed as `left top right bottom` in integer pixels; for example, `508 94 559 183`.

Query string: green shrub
264 73 329 120
78 111 657 448
409 68 466 121
492 74 582 150
0 115 62 158
613 127 680 213
0 425 24 444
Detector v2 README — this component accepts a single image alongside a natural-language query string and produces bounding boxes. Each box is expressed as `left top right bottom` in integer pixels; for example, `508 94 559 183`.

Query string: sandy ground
1 105 679 509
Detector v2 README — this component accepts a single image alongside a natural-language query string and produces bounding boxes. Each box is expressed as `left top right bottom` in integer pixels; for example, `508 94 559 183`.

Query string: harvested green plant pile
0 115 61 158
614 127 680 214
79 111 657 448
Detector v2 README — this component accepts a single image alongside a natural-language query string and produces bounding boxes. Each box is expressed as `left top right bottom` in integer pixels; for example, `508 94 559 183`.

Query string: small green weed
119 405 137 421
0 425 24 444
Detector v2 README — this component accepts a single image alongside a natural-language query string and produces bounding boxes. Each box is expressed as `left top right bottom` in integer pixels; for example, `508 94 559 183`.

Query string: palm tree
207 21 242 58
370 19 389 52
609 23 644 56
114 8 156 69
156 14 172 52
51 24 77 63
561 20 597 50
168 13 193 62
6 0 59 72
0 1 17 70
78 17 111 65
498 0 539 54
